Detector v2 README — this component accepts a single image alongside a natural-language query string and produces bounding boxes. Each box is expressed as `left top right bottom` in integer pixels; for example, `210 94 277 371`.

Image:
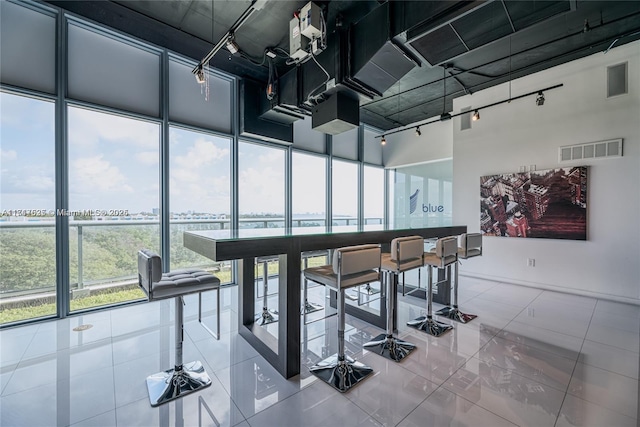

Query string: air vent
559 139 623 163
607 62 628 98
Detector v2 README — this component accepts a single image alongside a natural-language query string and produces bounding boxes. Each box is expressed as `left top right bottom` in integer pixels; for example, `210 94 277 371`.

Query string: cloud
70 155 133 194
239 166 285 214
174 138 229 168
68 106 159 150
16 175 55 192
0 149 17 162
170 138 231 213
135 151 159 166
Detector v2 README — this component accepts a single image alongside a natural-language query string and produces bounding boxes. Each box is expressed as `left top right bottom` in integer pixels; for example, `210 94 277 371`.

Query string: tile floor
1 277 639 427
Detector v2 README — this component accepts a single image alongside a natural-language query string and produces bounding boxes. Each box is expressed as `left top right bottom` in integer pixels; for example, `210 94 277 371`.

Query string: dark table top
184 225 467 261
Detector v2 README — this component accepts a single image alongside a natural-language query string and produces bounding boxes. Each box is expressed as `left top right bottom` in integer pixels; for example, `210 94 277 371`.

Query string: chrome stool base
301 300 323 315
310 355 373 393
363 333 416 362
436 306 477 324
146 360 212 407
255 309 279 325
407 316 453 337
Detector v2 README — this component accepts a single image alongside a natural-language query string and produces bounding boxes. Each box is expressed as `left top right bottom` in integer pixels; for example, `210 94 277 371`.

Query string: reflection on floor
1 278 639 427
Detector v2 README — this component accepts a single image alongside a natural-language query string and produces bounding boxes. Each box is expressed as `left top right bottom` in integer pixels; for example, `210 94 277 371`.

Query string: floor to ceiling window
331 159 359 228
363 165 384 226
0 1 387 327
169 127 231 281
238 141 286 229
292 152 327 229
67 106 160 312
0 93 56 324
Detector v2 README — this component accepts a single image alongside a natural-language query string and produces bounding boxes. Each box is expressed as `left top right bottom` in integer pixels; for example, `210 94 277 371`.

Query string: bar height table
184 225 466 379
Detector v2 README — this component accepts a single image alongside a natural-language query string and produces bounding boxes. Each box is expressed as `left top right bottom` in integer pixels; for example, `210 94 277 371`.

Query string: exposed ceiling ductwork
46 0 640 137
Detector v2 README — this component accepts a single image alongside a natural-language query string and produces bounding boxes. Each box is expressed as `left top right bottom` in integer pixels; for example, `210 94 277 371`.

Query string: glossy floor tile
567 362 639 420
1 279 639 427
397 386 518 427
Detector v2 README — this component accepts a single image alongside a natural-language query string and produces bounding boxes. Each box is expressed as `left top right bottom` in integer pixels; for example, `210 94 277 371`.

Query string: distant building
480 211 492 233
487 194 507 223
567 167 587 208
525 184 549 220
506 212 529 237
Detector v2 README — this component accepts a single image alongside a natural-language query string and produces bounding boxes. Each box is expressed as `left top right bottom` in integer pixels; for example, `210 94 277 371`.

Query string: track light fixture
374 83 562 142
225 35 239 55
195 64 206 84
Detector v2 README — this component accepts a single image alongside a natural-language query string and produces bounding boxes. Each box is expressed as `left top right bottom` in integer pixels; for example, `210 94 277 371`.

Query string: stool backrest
390 236 424 262
459 233 483 258
333 244 381 276
434 236 458 259
138 249 162 298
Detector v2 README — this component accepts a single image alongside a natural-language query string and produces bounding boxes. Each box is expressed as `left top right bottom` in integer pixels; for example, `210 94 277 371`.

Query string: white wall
452 41 640 303
383 119 453 168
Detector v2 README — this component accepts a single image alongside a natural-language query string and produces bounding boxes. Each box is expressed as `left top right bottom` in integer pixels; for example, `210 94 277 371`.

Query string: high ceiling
47 0 640 131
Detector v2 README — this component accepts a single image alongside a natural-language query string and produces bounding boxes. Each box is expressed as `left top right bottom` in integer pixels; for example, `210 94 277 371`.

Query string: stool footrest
309 355 373 393
363 333 416 362
145 360 211 407
435 307 477 324
407 316 453 337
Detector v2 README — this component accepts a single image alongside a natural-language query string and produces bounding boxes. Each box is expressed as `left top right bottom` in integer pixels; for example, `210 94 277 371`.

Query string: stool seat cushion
381 253 423 273
152 269 220 300
304 265 379 290
459 247 481 259
423 251 457 269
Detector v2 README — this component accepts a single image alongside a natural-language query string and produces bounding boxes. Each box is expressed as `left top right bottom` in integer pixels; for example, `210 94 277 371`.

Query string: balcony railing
0 216 383 303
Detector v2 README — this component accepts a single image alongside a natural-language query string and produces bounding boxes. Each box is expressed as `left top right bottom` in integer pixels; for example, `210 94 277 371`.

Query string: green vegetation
0 288 145 324
0 221 327 325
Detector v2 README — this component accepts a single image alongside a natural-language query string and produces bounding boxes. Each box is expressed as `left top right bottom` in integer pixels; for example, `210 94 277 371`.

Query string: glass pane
390 160 453 228
169 127 231 282
0 93 56 324
238 142 285 229
239 142 285 343
292 152 326 229
363 166 384 225
332 159 358 228
68 106 160 312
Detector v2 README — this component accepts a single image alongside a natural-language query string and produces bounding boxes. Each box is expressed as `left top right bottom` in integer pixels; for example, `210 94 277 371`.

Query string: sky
1 91 382 217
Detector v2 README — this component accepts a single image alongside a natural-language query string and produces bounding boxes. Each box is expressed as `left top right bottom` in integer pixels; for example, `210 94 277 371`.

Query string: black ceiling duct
312 91 359 135
240 79 293 144
346 2 418 95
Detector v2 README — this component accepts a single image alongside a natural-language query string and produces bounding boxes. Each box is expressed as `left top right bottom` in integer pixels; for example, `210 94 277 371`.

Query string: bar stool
364 236 422 361
137 249 221 407
255 255 279 325
304 244 381 392
436 233 481 323
301 250 328 317
407 236 456 337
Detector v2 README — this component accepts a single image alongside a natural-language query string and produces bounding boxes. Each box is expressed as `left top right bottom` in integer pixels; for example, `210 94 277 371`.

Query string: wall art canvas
480 166 587 240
